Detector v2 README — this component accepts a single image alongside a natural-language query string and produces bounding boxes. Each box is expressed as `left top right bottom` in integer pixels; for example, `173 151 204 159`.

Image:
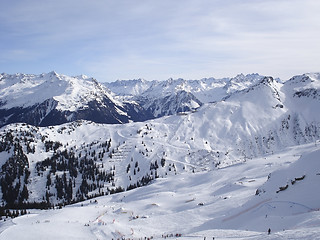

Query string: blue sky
1 0 319 82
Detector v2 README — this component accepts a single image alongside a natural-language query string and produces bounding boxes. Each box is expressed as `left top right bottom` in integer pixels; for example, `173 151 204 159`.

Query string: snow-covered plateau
0 72 319 239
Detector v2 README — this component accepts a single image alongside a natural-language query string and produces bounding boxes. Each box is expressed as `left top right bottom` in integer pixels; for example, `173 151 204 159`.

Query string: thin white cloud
1 0 319 80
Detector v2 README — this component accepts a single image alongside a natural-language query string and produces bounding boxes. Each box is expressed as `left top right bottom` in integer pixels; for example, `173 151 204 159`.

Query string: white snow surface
1 143 320 240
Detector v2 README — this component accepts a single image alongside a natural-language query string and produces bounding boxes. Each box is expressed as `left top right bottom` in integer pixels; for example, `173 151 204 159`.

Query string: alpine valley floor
1 142 320 240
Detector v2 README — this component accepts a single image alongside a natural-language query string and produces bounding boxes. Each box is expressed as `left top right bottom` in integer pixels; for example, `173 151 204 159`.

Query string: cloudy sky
1 0 319 82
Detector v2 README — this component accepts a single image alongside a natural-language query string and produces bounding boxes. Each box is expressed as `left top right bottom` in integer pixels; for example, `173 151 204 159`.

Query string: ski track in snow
223 198 273 222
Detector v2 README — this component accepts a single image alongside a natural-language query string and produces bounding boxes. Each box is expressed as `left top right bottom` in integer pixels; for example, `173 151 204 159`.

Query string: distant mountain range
0 72 271 127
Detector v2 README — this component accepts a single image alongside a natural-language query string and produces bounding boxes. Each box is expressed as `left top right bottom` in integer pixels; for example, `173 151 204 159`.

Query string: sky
1 0 320 82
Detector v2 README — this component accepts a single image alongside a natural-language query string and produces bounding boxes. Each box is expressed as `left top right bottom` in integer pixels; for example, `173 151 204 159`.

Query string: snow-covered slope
219 147 320 233
0 72 150 126
282 73 320 122
224 73 267 94
0 71 110 110
1 143 319 240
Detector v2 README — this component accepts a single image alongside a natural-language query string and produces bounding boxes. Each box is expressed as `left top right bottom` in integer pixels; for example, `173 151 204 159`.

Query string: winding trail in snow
222 198 319 224
222 198 272 222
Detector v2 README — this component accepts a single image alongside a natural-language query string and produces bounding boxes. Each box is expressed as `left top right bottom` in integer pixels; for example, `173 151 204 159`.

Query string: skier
268 228 271 235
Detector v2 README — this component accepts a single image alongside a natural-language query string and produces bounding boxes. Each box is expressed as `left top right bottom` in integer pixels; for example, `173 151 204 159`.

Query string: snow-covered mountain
0 72 152 127
105 74 266 118
0 72 320 239
136 90 202 118
106 73 266 103
0 72 267 127
105 78 205 118
104 78 155 96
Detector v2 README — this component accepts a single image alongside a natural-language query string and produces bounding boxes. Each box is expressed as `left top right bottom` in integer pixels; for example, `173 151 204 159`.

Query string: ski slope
1 143 320 240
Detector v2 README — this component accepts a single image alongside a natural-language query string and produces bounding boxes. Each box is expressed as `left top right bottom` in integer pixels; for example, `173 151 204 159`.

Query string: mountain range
0 72 268 127
0 71 319 239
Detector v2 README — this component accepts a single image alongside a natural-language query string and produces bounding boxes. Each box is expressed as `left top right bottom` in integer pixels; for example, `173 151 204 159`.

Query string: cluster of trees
36 146 115 205
126 160 142 176
44 140 62 152
126 174 154 191
0 131 15 152
0 128 116 210
0 128 54 212
0 208 28 220
0 141 30 207
150 160 159 170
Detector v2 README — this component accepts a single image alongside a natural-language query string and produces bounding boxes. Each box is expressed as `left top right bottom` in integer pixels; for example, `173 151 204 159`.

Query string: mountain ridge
0 72 266 127
0 72 153 126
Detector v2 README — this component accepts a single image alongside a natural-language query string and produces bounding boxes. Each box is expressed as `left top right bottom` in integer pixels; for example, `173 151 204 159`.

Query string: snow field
1 142 320 239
